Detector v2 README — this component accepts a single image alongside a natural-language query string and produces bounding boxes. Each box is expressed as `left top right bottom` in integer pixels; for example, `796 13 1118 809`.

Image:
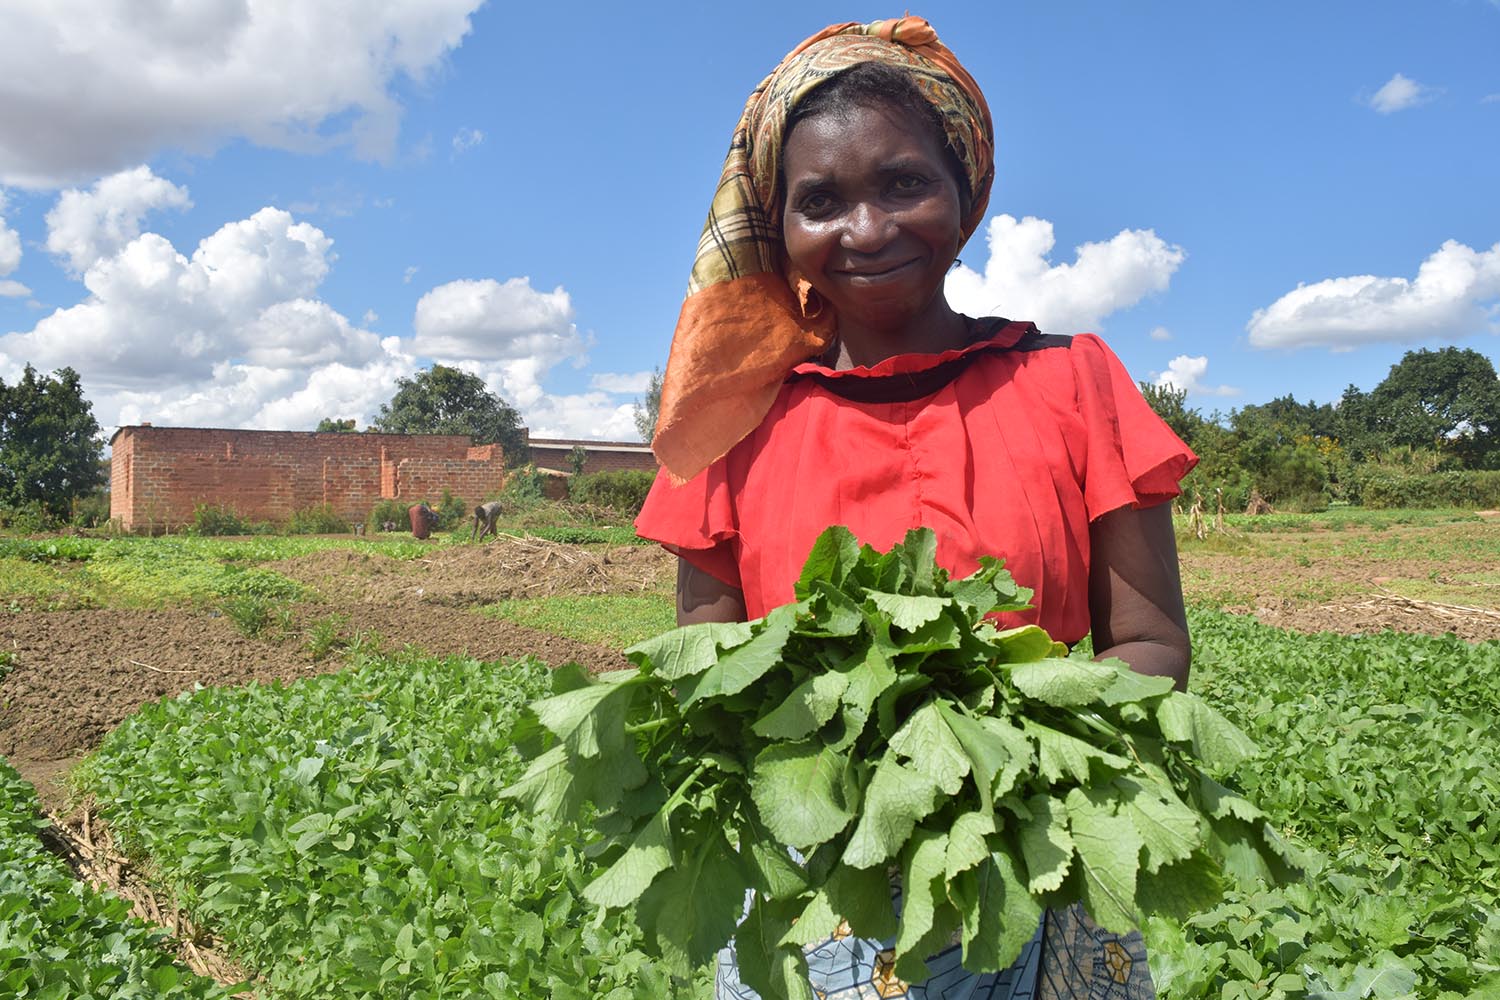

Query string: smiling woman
635 15 1196 1000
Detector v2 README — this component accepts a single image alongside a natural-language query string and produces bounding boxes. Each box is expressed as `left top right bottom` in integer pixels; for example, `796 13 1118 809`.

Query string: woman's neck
824 302 970 371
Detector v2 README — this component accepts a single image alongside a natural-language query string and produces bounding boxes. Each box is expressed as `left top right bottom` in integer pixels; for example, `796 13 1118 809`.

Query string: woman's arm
1087 501 1191 690
676 558 748 625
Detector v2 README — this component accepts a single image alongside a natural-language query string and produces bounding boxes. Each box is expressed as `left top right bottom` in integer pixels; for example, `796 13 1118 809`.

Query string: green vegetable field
1 515 1497 998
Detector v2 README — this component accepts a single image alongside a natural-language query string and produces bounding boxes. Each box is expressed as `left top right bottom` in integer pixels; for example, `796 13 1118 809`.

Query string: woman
635 16 1194 1000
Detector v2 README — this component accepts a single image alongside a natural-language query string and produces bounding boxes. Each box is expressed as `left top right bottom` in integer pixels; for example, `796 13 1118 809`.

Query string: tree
0 365 106 519
371 365 528 464
633 367 663 443
316 417 357 433
1138 381 1208 447
1363 347 1500 469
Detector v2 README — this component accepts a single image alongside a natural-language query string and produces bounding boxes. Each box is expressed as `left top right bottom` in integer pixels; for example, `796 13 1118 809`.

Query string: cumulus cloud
590 371 654 394
1149 326 1172 341
1 205 382 421
0 190 27 297
1246 240 1500 350
0 0 483 187
413 277 587 366
1153 355 1239 397
451 127 484 156
1367 73 1438 113
45 166 192 274
945 215 1185 334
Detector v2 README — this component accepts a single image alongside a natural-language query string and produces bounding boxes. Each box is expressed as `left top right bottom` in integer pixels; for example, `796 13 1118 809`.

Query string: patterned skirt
713 904 1154 1000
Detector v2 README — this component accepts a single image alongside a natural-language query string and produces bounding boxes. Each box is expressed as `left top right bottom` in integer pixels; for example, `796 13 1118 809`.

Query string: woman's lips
835 258 920 284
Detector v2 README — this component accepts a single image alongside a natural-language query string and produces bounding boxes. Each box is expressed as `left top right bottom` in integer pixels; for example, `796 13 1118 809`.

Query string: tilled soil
2 537 669 812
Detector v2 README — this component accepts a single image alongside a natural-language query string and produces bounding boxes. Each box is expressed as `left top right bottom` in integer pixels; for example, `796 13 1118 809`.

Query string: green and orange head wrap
653 16 994 483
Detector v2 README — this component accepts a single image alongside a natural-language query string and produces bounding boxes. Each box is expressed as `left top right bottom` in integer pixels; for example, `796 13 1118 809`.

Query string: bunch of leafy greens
502 527 1299 998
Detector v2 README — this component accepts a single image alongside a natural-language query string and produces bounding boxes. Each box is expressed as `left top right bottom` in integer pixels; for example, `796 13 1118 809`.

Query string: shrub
501 463 547 510
0 501 53 533
1357 470 1500 509
567 469 655 514
70 491 111 529
285 503 350 535
366 499 411 534
190 503 249 536
433 489 468 530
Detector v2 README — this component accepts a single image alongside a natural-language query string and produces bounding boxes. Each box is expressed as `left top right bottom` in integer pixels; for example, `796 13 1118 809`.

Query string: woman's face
781 100 965 338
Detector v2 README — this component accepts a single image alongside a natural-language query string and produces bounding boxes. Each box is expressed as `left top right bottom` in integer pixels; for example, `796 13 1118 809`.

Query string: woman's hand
676 559 748 625
1088 501 1191 690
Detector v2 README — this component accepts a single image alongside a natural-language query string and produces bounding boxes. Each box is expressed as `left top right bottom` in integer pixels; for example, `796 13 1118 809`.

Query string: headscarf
652 16 994 482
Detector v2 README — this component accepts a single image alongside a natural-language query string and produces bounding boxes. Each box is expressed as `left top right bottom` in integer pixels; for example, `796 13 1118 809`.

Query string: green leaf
889 701 970 796
1134 851 1223 921
1156 692 1257 769
794 525 862 598
1018 794 1074 893
948 556 1031 619
938 705 1032 810
1009 657 1119 707
677 604 799 706
893 827 954 983
734 896 816 1000
583 808 674 908
841 757 941 869
987 625 1061 664
894 527 940 593
865 591 949 631
625 619 753 678
752 670 850 740
803 579 865 637
750 742 854 850
1025 719 1131 784
944 810 995 883
531 673 643 758
820 862 899 942
951 842 1043 974
1115 777 1200 874
1096 663 1176 705
1064 787 1142 934
635 827 748 975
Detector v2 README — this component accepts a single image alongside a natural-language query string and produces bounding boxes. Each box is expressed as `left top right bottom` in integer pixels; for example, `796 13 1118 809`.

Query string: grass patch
480 593 676 649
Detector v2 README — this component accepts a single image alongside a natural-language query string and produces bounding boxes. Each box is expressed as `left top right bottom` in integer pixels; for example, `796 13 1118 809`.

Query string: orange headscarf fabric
652 16 995 483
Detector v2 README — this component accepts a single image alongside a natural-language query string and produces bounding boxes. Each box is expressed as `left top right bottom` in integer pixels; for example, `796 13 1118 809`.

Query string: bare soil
1 536 673 813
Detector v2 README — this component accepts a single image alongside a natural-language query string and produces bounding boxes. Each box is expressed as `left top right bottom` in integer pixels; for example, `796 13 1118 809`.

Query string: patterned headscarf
653 16 994 482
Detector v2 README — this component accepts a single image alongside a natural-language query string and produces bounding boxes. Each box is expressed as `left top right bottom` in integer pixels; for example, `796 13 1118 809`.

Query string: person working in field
634 16 1196 999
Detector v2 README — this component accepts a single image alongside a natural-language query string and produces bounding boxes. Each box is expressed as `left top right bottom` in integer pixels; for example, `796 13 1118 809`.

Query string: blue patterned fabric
714 918 1044 1000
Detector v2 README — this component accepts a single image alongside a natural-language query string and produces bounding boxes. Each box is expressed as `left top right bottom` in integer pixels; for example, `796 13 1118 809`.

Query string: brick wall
108 426 511 532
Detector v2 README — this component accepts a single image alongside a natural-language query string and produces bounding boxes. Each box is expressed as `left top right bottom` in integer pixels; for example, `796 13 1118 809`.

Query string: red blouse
635 320 1196 644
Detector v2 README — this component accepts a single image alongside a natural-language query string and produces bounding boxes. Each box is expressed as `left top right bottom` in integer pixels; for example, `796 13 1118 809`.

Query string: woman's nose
839 201 896 252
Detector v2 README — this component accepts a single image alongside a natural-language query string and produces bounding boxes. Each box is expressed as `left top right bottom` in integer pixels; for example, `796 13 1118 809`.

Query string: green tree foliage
633 367 663 443
316 417 358 432
0 365 106 520
372 365 528 464
1353 347 1500 469
1138 382 1208 447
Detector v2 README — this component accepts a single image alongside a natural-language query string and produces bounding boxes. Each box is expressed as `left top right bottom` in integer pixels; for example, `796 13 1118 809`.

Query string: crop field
1 508 1498 998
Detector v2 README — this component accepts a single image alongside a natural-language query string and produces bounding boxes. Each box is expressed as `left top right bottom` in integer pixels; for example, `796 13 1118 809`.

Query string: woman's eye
799 193 836 215
893 175 927 192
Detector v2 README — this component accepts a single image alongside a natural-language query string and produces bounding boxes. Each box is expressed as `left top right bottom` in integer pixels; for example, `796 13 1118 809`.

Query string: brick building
108 425 657 532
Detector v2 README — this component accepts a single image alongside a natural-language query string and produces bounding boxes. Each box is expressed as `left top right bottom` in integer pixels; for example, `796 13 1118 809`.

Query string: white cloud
403 265 419 284
1246 240 1500 350
0 191 21 279
590 371 654 394
412 277 587 365
1149 325 1172 341
0 280 28 298
451 127 485 156
1153 355 1239 397
1483 94 1500 105
1 206 379 395
1367 73 1438 113
363 309 379 325
0 1 483 187
945 215 1185 334
45 166 192 274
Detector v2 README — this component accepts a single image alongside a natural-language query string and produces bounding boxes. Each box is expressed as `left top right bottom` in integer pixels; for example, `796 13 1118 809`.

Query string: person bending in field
634 15 1196 1000
471 500 503 542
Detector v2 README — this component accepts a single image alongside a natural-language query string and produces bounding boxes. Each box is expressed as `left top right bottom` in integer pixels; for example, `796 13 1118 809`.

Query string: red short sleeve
1069 334 1198 519
634 464 743 589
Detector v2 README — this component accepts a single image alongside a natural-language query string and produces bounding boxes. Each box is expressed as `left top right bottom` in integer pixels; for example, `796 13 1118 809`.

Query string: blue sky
1 1 1497 441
